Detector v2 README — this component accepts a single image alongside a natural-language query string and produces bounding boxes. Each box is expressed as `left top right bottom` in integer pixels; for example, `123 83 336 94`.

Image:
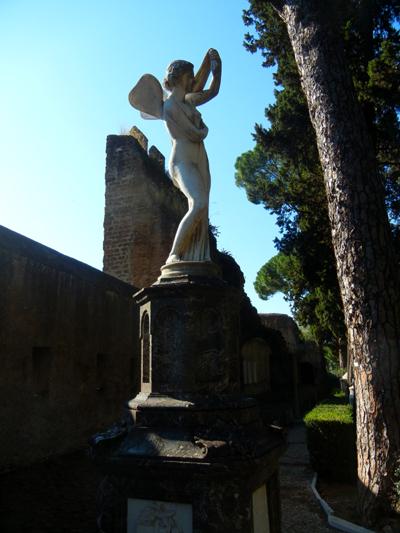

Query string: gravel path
280 422 333 532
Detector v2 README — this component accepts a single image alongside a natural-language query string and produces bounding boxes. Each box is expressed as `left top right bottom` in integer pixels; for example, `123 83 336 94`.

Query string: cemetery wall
260 313 326 414
0 225 139 470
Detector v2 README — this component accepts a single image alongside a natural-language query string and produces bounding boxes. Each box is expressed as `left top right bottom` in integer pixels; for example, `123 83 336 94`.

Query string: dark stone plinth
134 279 241 396
91 279 285 532
92 413 284 532
127 392 260 428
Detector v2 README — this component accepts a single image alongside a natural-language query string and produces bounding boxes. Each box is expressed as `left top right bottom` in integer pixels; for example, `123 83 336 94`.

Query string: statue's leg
197 146 211 260
167 162 208 262
198 147 211 196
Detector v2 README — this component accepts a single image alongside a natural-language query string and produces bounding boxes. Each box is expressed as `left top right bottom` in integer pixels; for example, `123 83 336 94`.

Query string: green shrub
321 389 346 404
304 400 356 483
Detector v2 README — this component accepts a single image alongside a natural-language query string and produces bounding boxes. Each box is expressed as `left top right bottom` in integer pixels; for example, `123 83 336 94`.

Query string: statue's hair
163 60 194 91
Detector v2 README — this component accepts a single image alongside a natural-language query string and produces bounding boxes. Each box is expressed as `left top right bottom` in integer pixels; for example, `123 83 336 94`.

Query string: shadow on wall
0 224 140 470
257 313 326 420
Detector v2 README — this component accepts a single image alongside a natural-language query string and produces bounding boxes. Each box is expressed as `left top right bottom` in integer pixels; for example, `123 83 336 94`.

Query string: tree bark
272 0 400 524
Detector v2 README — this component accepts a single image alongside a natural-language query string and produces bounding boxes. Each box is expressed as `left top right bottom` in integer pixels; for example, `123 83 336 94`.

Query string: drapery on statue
129 49 222 272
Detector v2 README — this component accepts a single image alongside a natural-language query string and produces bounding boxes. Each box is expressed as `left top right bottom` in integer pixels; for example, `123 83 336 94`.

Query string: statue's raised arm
129 49 222 281
186 49 222 107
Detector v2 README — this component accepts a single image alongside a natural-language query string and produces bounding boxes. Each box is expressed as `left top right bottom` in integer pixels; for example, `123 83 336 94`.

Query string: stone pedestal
157 261 221 283
91 278 285 533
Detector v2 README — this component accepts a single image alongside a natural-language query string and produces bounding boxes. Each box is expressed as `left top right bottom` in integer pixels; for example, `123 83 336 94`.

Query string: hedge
304 397 356 483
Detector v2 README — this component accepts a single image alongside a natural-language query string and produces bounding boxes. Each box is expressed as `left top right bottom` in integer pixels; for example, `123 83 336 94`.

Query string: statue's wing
128 74 163 120
140 111 159 120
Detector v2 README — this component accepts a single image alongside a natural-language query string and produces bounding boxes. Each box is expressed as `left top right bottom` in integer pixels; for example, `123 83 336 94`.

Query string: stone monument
91 50 285 533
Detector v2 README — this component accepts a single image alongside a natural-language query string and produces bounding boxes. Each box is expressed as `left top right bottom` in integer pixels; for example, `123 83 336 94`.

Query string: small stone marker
127 498 192 532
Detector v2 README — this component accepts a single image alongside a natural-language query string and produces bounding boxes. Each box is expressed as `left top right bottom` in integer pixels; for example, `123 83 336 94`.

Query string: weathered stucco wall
103 131 186 287
0 225 139 470
260 313 326 413
259 313 302 353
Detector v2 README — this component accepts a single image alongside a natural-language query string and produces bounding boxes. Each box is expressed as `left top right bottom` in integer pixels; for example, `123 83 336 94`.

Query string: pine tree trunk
272 0 400 524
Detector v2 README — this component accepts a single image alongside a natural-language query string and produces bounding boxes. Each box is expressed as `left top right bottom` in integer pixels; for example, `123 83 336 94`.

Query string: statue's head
163 60 194 92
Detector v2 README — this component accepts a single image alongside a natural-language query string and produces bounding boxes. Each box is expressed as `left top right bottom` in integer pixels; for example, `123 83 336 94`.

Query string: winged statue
128 49 222 270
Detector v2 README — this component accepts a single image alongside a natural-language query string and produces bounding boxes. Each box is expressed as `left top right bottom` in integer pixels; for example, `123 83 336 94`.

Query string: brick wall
103 131 186 287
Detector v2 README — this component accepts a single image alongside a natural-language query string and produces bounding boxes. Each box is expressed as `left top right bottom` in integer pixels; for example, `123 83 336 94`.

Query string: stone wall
260 313 326 414
103 130 186 288
0 225 139 470
260 313 302 353
241 337 271 395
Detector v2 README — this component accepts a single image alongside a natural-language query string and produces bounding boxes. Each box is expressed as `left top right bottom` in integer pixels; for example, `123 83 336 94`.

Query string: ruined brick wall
103 130 186 287
0 225 139 469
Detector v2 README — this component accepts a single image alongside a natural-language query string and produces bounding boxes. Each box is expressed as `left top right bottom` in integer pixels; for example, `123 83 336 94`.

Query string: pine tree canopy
236 0 400 353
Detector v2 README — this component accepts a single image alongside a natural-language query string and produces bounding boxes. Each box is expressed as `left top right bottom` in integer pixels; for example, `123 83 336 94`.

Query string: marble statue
129 49 222 270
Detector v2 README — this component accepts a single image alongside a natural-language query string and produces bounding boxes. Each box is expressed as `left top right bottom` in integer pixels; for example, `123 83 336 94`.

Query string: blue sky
0 0 291 316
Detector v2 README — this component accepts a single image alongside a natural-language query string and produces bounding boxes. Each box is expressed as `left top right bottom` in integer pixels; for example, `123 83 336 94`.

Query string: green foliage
330 389 346 401
237 1 400 360
323 346 344 377
304 398 356 482
254 252 302 301
304 403 353 425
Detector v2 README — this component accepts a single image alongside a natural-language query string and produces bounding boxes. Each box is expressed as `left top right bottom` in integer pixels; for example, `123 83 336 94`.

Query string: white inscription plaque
252 484 270 533
127 498 193 533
